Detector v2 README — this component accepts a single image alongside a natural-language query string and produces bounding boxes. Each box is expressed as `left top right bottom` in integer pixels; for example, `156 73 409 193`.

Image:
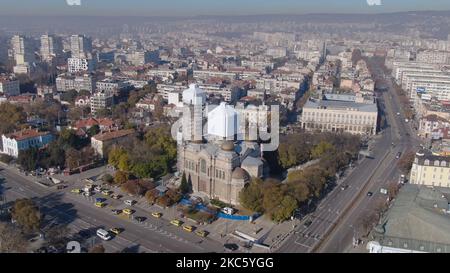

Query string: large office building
300 94 378 136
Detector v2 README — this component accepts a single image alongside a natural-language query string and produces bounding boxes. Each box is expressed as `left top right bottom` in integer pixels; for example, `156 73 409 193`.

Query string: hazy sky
0 0 449 16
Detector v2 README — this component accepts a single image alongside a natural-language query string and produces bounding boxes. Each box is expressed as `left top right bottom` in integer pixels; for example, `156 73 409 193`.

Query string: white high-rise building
40 34 62 63
70 35 92 59
10 35 35 65
68 57 94 73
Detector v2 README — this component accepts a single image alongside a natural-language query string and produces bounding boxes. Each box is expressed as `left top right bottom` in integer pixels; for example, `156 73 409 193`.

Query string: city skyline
0 0 450 16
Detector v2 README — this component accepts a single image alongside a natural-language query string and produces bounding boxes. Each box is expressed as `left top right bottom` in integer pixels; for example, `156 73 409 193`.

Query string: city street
0 165 228 253
277 70 421 253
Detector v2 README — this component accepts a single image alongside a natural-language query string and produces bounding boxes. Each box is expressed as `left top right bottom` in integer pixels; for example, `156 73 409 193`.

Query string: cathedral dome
231 167 250 180
221 140 235 151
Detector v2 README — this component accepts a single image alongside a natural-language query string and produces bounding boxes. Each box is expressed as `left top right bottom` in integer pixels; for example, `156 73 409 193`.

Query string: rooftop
373 184 450 252
4 129 51 141
92 129 135 142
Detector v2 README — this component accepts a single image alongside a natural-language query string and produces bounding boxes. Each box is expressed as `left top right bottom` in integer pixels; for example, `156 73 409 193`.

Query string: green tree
271 195 298 223
87 124 100 137
11 199 41 233
262 183 284 217
311 141 335 159
239 178 264 213
179 172 190 194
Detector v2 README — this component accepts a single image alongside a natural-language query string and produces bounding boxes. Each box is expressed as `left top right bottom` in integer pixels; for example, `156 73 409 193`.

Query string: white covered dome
207 102 237 138
182 83 206 105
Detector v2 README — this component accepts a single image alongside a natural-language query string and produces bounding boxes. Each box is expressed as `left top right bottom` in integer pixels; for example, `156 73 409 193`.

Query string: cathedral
177 84 267 205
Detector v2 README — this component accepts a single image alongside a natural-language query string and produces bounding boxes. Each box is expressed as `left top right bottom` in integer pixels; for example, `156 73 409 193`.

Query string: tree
65 148 81 170
0 103 26 134
271 195 298 223
262 183 284 216
46 225 70 246
89 244 105 253
121 180 146 196
60 89 78 104
114 170 129 185
398 151 415 173
145 189 159 204
102 173 114 184
87 124 100 137
311 141 335 159
17 147 39 172
11 198 41 233
0 222 28 253
239 178 264 213
179 172 190 194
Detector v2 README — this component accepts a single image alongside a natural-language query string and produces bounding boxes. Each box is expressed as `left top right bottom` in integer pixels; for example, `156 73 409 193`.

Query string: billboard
416 87 426 94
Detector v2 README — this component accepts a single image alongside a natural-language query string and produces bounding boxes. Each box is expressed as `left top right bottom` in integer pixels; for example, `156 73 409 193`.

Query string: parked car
224 243 239 251
367 192 373 197
111 209 122 215
222 207 235 215
124 200 136 206
135 216 146 223
109 228 123 235
151 212 162 218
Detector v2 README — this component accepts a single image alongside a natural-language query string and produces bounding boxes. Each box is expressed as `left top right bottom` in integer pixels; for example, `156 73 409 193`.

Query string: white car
124 200 135 206
96 229 112 241
94 186 102 192
222 207 235 215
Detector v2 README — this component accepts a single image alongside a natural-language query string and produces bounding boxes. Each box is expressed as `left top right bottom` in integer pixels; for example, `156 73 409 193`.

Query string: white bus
96 229 112 241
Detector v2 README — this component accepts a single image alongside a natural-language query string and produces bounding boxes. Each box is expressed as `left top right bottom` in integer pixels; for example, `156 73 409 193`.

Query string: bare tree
0 222 28 253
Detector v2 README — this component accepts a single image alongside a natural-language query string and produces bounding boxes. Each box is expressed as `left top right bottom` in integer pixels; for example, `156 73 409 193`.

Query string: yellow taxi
195 230 208 238
101 190 111 196
71 188 82 194
151 212 162 218
95 202 106 208
170 219 183 227
123 209 134 215
182 225 194 232
109 228 122 235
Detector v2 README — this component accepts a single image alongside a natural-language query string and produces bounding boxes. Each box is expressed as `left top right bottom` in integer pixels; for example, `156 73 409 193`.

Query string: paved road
277 70 420 253
0 166 226 253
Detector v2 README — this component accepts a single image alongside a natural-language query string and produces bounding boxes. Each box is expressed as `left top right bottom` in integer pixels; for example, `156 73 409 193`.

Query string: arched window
200 159 206 173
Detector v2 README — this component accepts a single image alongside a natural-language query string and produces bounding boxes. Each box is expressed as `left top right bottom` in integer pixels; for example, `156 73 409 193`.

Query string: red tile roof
4 129 51 141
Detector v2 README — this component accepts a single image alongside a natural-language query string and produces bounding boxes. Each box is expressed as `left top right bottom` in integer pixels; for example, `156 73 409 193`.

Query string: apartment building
410 150 450 188
68 57 95 73
56 74 94 92
90 91 114 115
0 75 20 96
